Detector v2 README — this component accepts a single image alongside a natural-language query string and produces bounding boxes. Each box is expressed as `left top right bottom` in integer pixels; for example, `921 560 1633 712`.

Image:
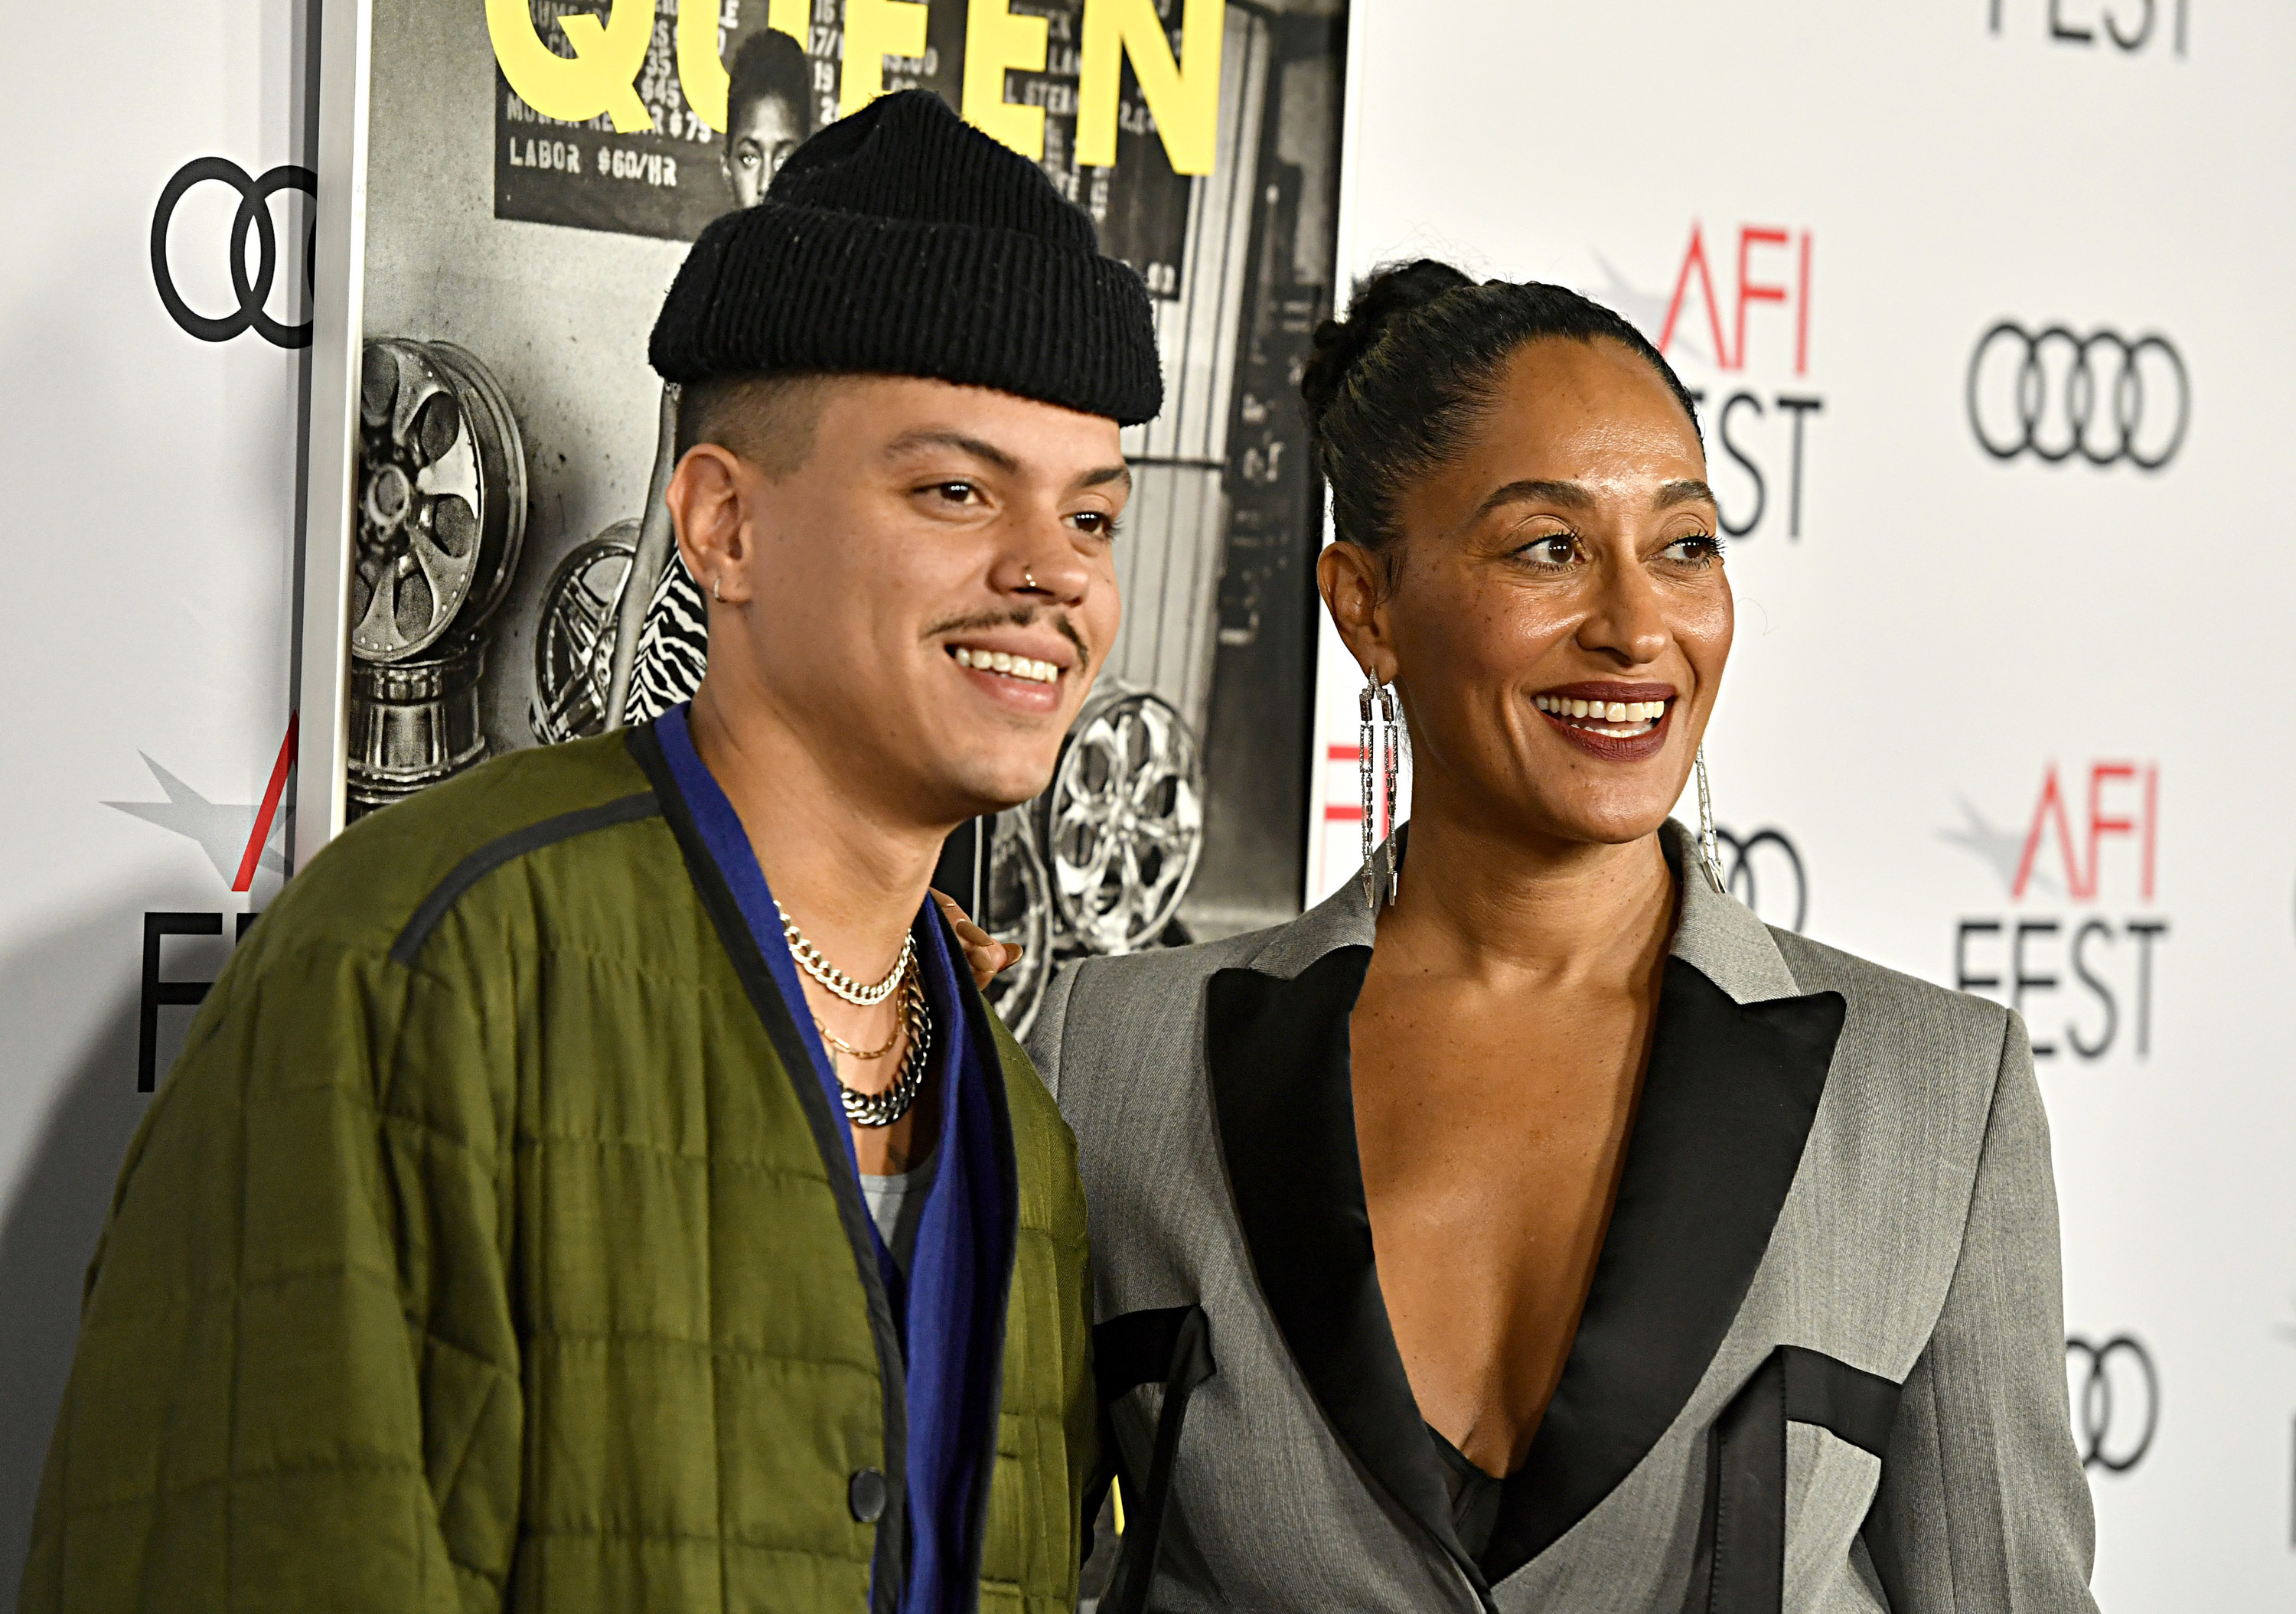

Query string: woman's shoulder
1025 915 1319 1097
1767 924 2023 1078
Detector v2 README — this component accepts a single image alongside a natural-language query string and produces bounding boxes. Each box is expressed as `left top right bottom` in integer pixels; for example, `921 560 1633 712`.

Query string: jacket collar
1206 820 1845 1588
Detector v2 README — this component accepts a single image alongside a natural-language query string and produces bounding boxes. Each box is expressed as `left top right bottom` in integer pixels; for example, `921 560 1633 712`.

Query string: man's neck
685 680 951 983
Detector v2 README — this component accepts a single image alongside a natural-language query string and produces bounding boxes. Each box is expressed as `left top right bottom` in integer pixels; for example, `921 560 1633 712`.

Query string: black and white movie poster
336 0 1346 1038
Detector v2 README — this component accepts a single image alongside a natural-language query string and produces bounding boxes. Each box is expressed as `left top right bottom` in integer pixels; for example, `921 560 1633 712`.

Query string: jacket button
849 1467 888 1523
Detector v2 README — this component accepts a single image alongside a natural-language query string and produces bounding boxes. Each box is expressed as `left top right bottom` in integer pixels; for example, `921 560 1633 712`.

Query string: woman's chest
1349 988 1653 1458
1349 986 1648 1265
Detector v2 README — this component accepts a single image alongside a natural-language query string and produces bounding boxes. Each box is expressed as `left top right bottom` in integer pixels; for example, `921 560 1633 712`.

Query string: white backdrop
0 0 308 1594
4 0 2292 1605
1305 1 2296 1603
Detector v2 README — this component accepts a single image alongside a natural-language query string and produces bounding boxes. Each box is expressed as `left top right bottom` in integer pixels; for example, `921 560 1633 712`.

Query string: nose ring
1023 569 1038 590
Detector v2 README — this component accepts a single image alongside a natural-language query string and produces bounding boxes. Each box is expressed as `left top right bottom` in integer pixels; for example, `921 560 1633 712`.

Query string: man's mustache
924 605 1091 668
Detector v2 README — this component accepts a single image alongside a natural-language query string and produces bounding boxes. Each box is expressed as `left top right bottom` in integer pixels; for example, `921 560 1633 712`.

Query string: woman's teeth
953 646 1061 684
1534 693 1668 736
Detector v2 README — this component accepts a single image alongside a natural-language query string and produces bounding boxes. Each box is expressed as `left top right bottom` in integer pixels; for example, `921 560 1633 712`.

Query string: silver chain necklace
832 959 932 1127
775 898 914 1006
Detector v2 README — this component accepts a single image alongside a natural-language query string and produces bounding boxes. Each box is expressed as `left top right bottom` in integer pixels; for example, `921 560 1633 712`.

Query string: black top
1426 1424 1505 1570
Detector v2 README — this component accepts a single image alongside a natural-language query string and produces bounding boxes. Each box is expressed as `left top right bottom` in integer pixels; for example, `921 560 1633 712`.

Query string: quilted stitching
21 734 1092 1614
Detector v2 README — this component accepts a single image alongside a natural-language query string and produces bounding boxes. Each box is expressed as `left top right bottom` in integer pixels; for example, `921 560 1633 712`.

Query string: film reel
353 338 528 662
530 523 638 745
1038 689 1205 956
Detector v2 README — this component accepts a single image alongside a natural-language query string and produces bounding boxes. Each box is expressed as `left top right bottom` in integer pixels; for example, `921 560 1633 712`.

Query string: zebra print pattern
623 547 709 723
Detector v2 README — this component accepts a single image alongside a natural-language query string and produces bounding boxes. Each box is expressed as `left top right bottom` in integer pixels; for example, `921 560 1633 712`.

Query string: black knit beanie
650 90 1163 426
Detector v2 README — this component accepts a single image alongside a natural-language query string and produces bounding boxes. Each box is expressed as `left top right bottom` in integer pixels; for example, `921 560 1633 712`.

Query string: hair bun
1300 259 1476 429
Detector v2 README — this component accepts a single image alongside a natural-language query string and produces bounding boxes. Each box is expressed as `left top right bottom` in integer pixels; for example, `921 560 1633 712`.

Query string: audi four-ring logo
1714 827 1807 934
1967 322 2189 471
2066 1333 2157 1472
150 156 317 349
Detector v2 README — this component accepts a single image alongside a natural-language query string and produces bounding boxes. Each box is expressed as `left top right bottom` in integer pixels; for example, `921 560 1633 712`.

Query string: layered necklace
775 900 931 1127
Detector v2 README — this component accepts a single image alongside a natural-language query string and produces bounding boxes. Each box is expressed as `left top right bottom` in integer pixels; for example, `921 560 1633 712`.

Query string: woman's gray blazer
1027 823 2099 1612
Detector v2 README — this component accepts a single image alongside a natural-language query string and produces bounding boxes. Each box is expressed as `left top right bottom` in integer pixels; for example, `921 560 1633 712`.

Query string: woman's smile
1534 680 1681 762
1534 681 1678 759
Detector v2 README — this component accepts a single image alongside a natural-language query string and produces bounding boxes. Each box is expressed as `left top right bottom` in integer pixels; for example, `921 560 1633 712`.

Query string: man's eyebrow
1469 478 1596 522
884 431 1128 494
883 429 1021 474
1655 479 1717 510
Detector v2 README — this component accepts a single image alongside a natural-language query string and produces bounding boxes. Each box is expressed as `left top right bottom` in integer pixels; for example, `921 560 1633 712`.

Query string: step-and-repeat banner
1306 1 2296 1603
0 0 310 1594
2 0 2290 1605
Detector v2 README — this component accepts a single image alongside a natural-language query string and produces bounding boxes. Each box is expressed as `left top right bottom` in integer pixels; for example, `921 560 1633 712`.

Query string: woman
605 28 815 728
1028 264 2097 1612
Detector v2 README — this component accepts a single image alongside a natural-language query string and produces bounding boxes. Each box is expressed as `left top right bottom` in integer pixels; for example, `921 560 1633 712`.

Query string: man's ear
1316 540 1394 683
665 443 752 606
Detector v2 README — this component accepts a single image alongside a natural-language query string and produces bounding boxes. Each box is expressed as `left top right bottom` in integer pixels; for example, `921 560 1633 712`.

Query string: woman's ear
664 444 752 606
1316 541 1394 683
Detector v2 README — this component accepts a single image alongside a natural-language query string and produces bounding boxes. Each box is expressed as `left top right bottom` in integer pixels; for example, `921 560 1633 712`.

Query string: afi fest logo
105 719 298 1091
1990 0 2190 55
1943 760 2167 1061
1593 221 1821 543
486 0 1225 170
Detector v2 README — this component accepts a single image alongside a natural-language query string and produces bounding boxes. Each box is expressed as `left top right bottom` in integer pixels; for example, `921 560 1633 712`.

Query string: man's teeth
1534 694 1668 735
953 646 1060 684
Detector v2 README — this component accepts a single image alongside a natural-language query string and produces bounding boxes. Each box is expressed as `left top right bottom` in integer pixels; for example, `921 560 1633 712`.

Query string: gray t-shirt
859 1149 938 1273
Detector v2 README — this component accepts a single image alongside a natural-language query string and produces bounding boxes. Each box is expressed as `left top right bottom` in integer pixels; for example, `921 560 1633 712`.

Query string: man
22 89 1159 1613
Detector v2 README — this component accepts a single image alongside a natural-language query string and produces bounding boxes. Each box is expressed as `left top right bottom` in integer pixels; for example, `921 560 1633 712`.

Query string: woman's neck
1375 799 1678 991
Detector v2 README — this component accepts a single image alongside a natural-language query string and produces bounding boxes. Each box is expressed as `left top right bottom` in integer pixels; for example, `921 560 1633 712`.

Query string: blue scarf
656 704 1010 1613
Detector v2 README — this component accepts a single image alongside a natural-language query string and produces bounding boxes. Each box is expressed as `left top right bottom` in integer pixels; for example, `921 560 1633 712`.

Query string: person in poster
21 92 1159 1614
606 27 819 729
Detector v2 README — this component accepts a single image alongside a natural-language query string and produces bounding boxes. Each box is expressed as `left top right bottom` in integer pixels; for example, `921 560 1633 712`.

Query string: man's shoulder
259 732 667 967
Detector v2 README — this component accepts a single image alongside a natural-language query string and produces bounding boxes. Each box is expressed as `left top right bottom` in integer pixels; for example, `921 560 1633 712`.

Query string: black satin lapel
1205 950 1472 1575
1486 960 1848 1580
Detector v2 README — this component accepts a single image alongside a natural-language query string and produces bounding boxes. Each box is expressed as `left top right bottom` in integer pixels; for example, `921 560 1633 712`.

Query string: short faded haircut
674 371 835 478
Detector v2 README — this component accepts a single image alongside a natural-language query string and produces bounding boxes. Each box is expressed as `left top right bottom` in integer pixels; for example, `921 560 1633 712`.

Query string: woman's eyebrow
1655 478 1717 510
1469 478 1595 521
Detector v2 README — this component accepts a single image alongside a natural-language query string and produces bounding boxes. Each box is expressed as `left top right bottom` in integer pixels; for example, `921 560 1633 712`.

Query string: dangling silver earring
1358 670 1402 910
1378 682 1401 907
1358 675 1379 910
1694 745 1729 895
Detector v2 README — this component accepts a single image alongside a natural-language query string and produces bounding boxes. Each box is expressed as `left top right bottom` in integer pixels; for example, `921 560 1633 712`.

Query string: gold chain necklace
821 958 932 1127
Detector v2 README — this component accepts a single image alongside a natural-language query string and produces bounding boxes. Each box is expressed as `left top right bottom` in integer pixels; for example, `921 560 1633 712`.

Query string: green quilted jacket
21 728 1096 1613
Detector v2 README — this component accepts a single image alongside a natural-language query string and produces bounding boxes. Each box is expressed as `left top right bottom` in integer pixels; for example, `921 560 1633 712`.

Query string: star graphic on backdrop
105 754 286 885
1587 249 1711 370
1938 797 2054 900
